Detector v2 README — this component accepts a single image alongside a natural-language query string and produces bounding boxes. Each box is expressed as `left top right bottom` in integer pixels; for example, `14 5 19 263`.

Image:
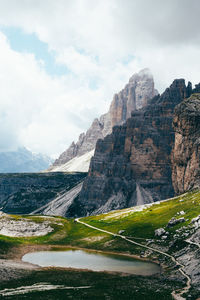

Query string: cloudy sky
0 0 199 157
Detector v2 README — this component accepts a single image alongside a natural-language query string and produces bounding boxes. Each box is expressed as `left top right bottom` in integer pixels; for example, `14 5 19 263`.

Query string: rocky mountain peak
49 69 158 171
66 79 192 217
156 79 191 104
129 68 153 82
109 68 158 128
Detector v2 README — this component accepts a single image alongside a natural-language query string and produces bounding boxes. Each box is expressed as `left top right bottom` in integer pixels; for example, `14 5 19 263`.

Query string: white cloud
0 0 199 156
0 30 136 156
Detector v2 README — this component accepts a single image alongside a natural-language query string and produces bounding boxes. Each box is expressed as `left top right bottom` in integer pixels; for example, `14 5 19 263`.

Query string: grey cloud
0 0 199 156
114 0 200 48
1 0 200 49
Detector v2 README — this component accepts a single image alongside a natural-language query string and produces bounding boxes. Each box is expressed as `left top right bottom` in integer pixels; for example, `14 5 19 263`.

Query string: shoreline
2 243 162 276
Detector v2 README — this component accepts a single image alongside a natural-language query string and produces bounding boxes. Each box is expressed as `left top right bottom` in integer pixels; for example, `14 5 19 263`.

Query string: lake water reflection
22 249 160 275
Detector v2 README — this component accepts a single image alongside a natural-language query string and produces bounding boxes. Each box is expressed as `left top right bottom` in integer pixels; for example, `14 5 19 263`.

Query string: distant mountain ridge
48 68 158 172
0 147 53 173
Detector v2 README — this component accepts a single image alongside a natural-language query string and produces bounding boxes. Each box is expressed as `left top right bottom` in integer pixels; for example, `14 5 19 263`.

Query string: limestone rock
109 68 158 127
0 172 86 215
191 215 200 224
49 69 158 170
177 210 185 215
172 93 200 194
0 218 53 237
167 217 185 227
67 79 192 217
155 228 166 237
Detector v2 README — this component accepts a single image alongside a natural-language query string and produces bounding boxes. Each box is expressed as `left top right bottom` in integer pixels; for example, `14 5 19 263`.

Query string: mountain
0 147 53 173
0 172 86 214
49 150 94 173
1 78 200 224
48 68 158 172
172 87 200 194
66 79 193 217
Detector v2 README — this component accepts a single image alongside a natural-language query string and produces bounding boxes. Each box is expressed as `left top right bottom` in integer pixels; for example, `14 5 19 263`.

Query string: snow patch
48 149 94 172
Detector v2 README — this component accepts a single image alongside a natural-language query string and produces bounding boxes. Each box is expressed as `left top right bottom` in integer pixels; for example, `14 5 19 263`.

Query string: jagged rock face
52 120 104 167
172 93 200 194
51 69 157 169
32 182 84 217
109 68 158 127
67 79 192 217
0 172 86 214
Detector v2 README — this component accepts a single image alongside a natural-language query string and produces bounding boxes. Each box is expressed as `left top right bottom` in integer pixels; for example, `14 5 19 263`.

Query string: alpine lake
22 248 160 276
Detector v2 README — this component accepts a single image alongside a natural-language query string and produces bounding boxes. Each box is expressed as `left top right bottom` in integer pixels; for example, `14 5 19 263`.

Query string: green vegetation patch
1 190 200 257
0 269 180 300
82 190 200 241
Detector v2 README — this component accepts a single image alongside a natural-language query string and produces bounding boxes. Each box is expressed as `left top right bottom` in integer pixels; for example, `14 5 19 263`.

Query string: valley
0 86 200 299
0 190 200 299
1 2 200 299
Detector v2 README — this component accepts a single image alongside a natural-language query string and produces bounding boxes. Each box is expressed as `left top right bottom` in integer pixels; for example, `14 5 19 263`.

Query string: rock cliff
0 172 86 214
67 79 192 217
49 69 157 170
172 92 200 194
109 68 157 127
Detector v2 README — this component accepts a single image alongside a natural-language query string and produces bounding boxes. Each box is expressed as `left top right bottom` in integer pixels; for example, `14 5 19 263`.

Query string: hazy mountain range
0 147 53 173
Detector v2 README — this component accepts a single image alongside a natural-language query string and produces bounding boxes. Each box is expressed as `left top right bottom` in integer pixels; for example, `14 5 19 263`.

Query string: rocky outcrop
167 217 185 227
154 228 166 236
67 79 192 217
0 217 53 237
172 93 200 194
50 69 158 170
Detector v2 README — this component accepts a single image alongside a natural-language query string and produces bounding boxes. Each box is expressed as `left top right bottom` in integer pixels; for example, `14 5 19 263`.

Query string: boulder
155 228 166 236
167 217 185 227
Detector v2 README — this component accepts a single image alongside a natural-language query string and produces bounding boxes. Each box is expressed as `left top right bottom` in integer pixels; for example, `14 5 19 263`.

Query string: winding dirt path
76 218 191 300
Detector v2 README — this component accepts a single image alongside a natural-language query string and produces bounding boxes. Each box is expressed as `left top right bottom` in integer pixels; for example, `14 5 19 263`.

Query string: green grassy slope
1 190 200 299
1 190 200 255
83 190 200 239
